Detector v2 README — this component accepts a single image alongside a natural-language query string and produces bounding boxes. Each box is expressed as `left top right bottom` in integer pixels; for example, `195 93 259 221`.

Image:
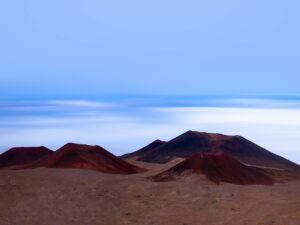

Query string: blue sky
1 0 300 98
0 1 300 163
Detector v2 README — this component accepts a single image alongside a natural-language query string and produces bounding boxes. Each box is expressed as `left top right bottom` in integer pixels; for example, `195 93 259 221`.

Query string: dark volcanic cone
121 139 166 159
136 130 299 170
0 146 53 169
25 143 146 174
152 152 274 185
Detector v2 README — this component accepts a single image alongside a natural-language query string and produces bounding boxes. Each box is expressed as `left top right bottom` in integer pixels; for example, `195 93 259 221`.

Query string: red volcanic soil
121 139 166 159
135 130 299 170
152 152 274 185
0 146 53 168
25 143 146 174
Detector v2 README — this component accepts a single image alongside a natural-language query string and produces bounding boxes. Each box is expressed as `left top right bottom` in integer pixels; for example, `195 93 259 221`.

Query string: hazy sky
1 0 300 98
0 1 300 163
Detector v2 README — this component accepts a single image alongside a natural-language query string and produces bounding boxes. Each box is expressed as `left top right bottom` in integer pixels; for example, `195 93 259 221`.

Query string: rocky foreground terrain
0 131 299 225
0 160 299 225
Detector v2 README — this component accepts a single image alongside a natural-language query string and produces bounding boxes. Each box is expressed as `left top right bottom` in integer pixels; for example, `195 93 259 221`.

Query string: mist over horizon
1 96 300 164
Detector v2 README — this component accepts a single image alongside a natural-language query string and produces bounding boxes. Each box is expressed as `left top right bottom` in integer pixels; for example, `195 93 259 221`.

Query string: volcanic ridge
132 130 299 170
152 152 274 185
0 146 53 169
121 139 166 159
21 143 146 174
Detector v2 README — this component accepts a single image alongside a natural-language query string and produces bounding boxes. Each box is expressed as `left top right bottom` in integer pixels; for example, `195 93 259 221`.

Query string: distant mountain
121 139 166 159
133 131 299 170
24 143 146 174
0 146 53 168
152 152 274 185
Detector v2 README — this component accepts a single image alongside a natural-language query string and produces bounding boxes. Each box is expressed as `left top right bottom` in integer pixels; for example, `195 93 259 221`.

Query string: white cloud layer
0 100 300 164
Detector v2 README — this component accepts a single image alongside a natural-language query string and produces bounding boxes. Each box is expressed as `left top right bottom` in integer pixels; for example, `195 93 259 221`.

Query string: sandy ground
0 161 299 225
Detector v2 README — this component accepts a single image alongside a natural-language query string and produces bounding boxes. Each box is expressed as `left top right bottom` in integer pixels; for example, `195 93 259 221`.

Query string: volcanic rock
0 146 53 168
135 130 299 170
24 143 146 174
152 152 274 185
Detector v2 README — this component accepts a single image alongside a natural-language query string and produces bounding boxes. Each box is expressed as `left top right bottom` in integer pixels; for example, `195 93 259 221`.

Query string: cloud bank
0 98 299 164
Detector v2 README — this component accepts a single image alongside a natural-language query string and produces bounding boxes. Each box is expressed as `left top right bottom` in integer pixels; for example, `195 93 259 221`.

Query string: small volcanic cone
121 139 166 159
25 143 146 174
0 146 53 169
152 152 274 185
